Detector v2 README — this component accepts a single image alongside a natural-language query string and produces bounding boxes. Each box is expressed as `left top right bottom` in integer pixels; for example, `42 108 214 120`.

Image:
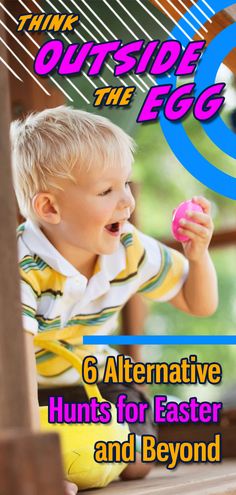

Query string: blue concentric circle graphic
157 0 236 199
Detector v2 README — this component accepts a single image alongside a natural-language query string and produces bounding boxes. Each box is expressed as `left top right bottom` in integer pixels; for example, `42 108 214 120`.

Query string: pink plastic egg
172 200 203 242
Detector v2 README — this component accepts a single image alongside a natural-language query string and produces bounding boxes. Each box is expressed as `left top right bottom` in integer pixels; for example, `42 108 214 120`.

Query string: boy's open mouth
105 222 120 235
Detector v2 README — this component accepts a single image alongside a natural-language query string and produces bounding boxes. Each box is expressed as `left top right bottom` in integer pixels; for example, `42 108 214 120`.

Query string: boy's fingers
192 196 211 214
178 223 209 239
179 218 211 234
186 211 213 228
179 228 204 241
64 481 78 495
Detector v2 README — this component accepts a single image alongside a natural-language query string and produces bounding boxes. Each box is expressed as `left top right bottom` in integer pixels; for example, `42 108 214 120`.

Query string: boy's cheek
131 197 136 214
126 194 135 217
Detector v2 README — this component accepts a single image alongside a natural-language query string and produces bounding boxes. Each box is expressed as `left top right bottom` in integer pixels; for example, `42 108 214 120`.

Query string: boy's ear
32 193 61 224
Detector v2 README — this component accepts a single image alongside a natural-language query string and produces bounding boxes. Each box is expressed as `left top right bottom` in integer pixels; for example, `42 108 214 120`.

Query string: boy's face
54 160 135 256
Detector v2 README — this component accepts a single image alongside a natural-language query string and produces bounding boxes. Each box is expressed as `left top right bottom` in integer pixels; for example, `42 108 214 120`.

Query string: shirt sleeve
20 278 39 335
136 229 189 302
18 252 40 335
18 230 40 334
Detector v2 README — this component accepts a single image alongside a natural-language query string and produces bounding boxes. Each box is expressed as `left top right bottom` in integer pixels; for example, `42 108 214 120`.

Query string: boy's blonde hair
10 106 135 221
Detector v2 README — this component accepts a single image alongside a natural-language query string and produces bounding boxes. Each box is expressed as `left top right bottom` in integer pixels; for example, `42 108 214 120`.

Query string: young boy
11 106 217 494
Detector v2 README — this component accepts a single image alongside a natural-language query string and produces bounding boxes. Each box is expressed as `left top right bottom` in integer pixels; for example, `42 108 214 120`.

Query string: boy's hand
64 480 78 494
178 197 213 262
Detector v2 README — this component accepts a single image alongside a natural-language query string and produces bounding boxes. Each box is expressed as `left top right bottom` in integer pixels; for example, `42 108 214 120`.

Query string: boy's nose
118 189 135 214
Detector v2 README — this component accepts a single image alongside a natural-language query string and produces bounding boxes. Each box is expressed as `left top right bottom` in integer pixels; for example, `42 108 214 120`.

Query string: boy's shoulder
17 219 186 281
17 222 55 297
120 222 167 262
110 223 188 303
17 220 76 279
17 220 171 276
112 222 168 282
17 222 48 271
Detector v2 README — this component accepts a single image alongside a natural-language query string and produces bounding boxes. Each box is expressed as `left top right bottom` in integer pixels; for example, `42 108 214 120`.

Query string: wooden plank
159 425 236 459
84 460 236 495
160 229 236 252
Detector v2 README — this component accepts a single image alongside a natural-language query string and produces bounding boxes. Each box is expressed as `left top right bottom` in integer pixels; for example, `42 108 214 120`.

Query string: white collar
22 220 128 285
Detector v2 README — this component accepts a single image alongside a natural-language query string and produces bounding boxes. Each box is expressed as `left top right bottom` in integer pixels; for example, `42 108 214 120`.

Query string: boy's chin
100 240 120 255
103 246 119 255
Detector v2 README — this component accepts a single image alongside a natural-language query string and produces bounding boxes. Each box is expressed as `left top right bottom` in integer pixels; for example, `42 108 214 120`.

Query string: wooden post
0 6 31 431
0 431 65 495
0 4 65 494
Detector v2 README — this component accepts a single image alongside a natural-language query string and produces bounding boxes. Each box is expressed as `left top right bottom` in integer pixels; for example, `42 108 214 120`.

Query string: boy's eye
126 181 132 188
99 181 132 196
99 188 112 196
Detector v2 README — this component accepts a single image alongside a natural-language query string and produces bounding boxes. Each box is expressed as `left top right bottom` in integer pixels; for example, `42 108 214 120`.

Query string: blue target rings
157 0 236 199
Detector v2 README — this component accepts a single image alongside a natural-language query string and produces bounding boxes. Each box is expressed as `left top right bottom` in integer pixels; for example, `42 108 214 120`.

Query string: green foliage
133 113 236 403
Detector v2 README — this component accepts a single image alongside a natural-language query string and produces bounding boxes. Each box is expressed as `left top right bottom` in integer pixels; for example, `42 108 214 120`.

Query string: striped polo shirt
18 220 188 387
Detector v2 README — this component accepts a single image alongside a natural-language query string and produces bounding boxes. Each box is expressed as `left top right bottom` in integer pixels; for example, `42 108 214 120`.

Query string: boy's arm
170 197 218 317
24 331 40 430
170 252 218 316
